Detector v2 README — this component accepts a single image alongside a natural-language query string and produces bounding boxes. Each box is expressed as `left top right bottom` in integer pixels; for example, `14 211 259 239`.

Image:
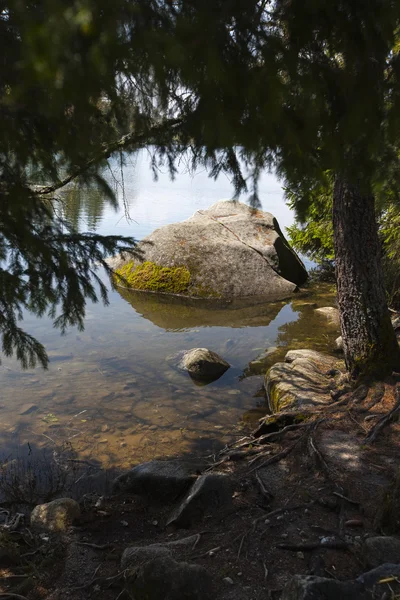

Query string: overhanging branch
35 117 183 195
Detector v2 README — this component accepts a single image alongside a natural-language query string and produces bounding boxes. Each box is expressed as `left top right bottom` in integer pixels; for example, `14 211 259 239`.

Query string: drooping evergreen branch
35 117 184 195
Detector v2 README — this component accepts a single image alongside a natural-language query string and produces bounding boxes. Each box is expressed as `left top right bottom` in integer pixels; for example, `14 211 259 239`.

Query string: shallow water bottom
0 283 338 470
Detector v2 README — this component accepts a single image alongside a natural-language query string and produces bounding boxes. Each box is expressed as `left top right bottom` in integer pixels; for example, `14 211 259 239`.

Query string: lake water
0 153 338 470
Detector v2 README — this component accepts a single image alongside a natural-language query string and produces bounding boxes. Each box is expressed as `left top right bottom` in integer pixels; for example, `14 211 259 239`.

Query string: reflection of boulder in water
111 200 307 300
117 287 285 330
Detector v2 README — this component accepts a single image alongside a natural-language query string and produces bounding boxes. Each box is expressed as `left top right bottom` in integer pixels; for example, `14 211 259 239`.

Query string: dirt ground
1 375 400 600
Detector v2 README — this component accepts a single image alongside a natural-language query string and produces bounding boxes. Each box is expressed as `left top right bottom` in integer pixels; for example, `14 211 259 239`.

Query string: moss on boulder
115 261 191 295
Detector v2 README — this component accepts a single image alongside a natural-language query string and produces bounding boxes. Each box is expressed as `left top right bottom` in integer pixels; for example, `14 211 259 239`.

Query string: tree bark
333 175 400 379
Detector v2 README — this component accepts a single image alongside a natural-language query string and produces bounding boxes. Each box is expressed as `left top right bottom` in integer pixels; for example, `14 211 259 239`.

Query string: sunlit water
0 153 338 469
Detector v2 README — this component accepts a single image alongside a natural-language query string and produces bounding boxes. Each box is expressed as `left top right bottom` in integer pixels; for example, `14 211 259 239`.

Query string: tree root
255 472 274 503
365 383 400 444
307 435 338 479
247 433 306 475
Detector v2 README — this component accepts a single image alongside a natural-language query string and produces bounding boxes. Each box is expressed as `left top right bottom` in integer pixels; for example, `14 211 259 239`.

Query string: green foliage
3 0 400 368
286 178 334 263
286 177 400 308
115 261 191 295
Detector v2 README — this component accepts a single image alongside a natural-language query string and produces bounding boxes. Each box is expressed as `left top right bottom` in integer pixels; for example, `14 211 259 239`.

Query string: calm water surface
0 153 338 468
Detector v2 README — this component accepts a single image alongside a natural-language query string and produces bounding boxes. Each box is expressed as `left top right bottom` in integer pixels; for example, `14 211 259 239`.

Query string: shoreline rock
265 349 344 413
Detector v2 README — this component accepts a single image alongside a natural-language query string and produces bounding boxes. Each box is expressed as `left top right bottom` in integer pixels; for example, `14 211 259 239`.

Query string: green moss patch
115 261 191 295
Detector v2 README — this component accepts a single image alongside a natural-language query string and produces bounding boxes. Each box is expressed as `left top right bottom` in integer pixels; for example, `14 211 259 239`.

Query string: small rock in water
176 348 230 383
223 577 234 585
120 520 129 527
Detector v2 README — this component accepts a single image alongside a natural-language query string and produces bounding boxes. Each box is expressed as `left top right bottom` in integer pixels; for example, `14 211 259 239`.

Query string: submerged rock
30 498 80 532
111 200 307 300
265 349 343 413
175 348 230 383
112 459 204 499
314 306 340 326
167 473 233 528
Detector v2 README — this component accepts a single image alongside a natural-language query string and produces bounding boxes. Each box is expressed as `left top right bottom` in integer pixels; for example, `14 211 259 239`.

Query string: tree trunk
333 175 400 379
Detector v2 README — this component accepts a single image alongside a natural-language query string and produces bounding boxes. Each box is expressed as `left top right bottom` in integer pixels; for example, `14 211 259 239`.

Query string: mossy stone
115 261 191 295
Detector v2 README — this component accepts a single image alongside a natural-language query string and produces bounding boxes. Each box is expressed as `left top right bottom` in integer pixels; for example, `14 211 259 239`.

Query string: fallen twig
237 533 247 560
76 542 114 550
255 472 274 502
332 492 359 506
263 561 269 580
191 546 221 560
191 533 201 551
0 595 30 600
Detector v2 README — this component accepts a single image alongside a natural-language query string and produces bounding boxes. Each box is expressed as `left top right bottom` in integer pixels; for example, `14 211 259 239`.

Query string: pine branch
34 118 183 195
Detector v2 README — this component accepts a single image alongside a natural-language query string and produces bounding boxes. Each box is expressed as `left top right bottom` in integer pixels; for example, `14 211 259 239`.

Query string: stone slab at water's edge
265 349 344 413
109 200 307 300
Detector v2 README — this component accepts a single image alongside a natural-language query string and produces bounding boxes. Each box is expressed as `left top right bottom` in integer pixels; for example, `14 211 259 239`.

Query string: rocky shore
2 309 400 599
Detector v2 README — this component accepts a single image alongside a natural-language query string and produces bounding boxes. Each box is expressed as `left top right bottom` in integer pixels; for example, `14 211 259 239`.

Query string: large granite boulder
265 349 344 413
111 200 307 301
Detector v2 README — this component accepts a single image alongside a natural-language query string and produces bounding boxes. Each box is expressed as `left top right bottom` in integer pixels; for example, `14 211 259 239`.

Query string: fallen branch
365 384 400 444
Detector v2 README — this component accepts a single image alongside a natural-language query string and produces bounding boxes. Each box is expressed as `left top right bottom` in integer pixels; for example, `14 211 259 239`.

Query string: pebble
223 577 234 585
264 519 270 525
297 551 305 559
345 519 363 527
120 520 129 527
